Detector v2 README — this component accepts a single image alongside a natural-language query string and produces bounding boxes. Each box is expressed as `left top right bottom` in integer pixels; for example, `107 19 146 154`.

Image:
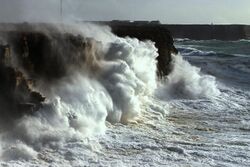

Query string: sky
0 0 250 24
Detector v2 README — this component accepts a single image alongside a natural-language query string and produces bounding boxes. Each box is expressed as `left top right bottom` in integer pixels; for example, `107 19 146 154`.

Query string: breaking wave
156 54 220 99
176 39 250 89
0 26 223 162
0 23 158 160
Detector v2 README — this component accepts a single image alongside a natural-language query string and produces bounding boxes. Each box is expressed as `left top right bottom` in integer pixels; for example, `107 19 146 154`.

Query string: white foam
157 54 220 99
101 37 158 123
0 24 158 161
0 142 37 161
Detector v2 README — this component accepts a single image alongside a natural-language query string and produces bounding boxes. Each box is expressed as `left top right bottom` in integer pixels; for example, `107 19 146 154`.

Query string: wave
176 38 250 56
175 38 250 43
176 41 250 90
177 45 250 58
0 23 158 161
156 54 220 100
177 46 217 57
1 25 244 163
174 38 191 42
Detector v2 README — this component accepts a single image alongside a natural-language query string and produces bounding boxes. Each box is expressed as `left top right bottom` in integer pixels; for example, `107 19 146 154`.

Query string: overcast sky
0 0 250 24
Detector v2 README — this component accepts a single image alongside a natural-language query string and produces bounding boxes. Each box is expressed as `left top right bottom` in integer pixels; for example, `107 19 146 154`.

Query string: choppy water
176 39 250 89
166 39 250 166
0 25 250 167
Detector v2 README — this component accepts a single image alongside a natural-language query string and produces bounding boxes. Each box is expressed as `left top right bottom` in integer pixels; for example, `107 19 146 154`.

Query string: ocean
0 25 249 166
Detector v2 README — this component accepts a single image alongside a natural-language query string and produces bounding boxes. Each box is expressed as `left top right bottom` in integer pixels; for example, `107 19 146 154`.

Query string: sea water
0 25 249 166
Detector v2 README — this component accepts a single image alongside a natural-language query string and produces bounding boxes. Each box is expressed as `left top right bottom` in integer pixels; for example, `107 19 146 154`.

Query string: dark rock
0 23 103 117
0 43 45 117
4 30 102 81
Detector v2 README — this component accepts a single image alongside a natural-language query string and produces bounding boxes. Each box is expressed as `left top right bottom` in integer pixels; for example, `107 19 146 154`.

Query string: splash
157 54 220 99
0 23 222 162
0 23 158 160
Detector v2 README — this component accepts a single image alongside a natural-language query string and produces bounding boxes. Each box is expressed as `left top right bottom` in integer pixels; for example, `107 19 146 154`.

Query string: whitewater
0 24 250 167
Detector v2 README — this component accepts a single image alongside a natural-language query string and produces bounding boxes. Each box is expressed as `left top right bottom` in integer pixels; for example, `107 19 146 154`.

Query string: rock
0 44 45 117
0 23 103 117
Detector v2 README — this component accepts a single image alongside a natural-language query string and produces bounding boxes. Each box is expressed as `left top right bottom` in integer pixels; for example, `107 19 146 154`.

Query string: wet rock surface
0 23 109 120
0 44 45 117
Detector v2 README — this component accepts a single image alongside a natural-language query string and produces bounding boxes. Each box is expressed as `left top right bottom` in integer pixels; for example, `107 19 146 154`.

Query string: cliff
0 44 45 118
0 23 101 117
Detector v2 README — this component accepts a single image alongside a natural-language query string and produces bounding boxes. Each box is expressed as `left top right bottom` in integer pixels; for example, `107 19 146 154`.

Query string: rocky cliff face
0 44 45 118
0 23 102 117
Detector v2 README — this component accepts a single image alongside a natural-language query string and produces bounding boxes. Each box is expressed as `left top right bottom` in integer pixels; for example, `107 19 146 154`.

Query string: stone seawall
164 25 250 40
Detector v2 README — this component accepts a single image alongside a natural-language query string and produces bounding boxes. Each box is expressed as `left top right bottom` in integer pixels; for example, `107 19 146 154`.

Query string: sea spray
0 23 158 160
101 37 158 122
157 54 220 99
